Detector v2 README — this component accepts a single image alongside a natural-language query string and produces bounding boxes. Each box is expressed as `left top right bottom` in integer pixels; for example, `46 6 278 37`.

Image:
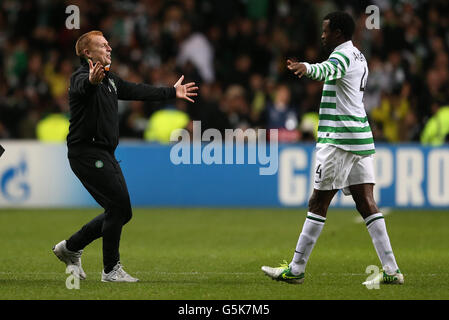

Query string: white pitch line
0 271 426 277
0 271 258 276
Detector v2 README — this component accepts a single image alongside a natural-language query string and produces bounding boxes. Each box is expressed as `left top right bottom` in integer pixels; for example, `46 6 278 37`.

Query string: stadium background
0 0 448 302
1 0 449 143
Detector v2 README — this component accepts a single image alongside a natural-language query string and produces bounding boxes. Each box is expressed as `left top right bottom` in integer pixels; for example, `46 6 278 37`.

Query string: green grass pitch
0 208 448 300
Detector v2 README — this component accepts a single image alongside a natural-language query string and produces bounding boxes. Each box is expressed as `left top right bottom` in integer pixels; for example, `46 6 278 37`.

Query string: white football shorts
313 144 375 196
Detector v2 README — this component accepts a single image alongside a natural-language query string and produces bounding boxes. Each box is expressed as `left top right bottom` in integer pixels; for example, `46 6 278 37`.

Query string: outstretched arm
287 52 349 82
116 77 176 101
116 74 198 102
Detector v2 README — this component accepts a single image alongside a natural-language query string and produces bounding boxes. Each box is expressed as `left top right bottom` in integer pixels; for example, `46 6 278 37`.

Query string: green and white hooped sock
290 212 326 275
365 213 399 274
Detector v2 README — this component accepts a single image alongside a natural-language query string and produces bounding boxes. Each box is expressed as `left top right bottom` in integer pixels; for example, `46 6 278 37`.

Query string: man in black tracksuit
52 31 198 282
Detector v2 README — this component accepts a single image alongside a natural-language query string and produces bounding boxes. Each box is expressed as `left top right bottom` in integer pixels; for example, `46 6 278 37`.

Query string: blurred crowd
1 0 449 144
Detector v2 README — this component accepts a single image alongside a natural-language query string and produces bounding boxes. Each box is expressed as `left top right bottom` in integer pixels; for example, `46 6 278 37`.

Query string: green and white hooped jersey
302 40 374 155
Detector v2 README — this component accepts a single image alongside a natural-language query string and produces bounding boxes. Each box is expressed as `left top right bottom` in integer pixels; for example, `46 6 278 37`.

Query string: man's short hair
75 30 103 57
323 11 355 40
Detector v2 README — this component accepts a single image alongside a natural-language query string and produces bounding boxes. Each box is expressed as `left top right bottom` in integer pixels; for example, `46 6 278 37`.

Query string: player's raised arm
287 59 307 78
287 53 348 82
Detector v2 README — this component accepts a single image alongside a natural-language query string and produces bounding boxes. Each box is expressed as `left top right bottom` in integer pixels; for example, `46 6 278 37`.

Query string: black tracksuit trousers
66 144 132 273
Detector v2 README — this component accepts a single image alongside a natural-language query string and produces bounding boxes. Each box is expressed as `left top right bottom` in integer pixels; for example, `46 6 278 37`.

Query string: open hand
174 75 199 103
88 59 105 85
287 59 307 78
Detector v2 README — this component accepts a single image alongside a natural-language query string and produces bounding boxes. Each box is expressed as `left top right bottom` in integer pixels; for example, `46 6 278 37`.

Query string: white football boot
101 262 139 282
53 240 87 280
261 261 305 284
362 269 404 286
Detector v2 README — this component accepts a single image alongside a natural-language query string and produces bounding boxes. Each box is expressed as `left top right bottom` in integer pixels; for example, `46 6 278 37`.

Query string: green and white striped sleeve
302 51 350 82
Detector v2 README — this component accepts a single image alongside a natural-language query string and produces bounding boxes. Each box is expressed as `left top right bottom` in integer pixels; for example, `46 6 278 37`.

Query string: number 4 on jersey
360 67 367 91
315 164 322 179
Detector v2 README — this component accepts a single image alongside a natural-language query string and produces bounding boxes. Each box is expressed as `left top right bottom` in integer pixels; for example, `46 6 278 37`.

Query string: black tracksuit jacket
67 58 176 156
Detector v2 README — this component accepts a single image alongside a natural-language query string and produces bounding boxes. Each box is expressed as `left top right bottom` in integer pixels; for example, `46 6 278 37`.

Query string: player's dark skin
288 20 379 220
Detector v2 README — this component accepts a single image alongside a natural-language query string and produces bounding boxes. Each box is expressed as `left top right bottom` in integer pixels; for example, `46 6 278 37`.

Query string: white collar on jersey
334 40 353 51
